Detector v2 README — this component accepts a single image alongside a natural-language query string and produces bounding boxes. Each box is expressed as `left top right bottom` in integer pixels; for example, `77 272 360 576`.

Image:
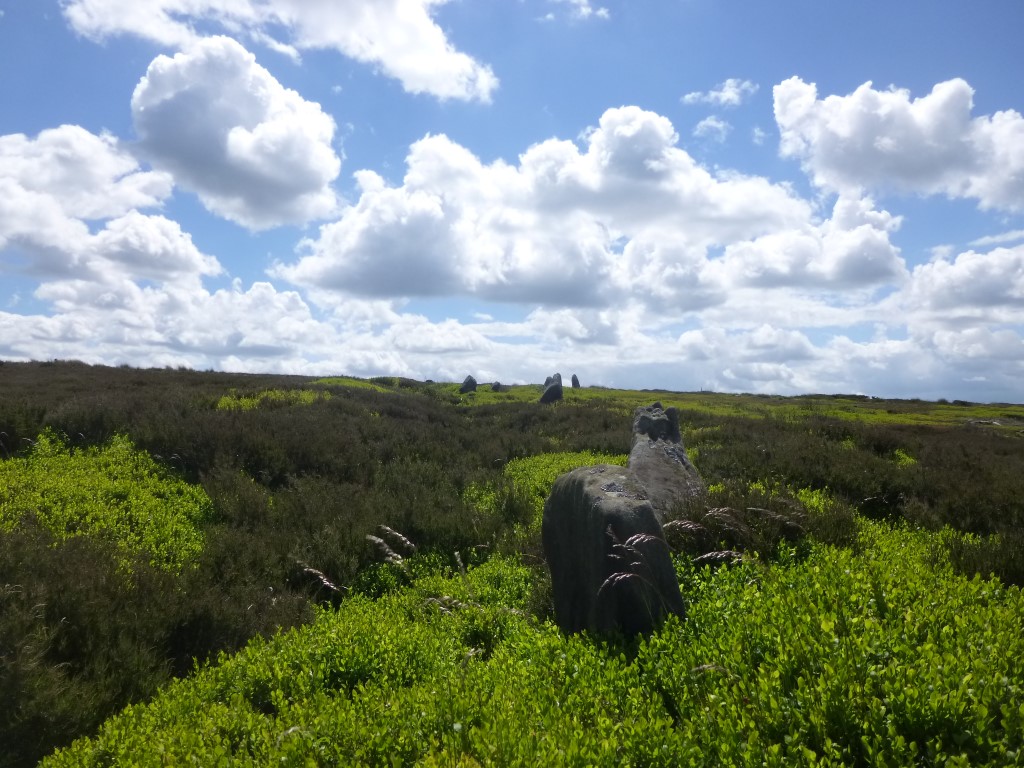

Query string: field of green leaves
38 528 1024 767
1 361 1022 766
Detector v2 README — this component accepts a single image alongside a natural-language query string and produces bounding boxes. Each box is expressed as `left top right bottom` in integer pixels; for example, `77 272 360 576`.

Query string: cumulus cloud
0 125 181 283
62 0 497 102
774 77 1024 211
682 79 759 107
903 245 1024 318
273 105 812 312
716 196 905 289
132 36 340 229
0 125 171 224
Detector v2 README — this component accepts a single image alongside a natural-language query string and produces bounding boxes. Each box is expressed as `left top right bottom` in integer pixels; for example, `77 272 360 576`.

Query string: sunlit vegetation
1 360 1022 766
43 526 1024 767
215 388 331 410
0 430 212 572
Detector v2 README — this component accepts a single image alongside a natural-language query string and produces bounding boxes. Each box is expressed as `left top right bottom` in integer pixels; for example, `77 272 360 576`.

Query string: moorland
1 360 1022 766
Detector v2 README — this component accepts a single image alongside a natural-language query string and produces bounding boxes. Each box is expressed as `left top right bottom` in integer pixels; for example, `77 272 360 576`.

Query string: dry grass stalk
377 525 417 555
365 534 405 567
747 507 806 535
294 560 346 595
692 549 744 566
663 519 706 535
703 508 754 546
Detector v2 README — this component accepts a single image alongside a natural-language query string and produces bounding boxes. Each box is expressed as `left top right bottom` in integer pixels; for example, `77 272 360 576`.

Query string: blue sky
1 0 1023 401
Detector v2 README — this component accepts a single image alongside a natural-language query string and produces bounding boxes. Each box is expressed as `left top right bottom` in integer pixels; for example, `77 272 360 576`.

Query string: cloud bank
3 69 1023 401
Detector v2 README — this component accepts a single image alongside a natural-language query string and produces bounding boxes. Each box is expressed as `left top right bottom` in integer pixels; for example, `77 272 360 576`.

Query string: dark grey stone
571 374 581 388
459 375 477 394
628 402 705 522
490 381 506 392
542 465 686 636
539 381 563 404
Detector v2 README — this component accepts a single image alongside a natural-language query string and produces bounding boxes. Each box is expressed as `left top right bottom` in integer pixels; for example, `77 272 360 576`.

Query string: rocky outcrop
628 402 705 522
459 375 477 394
542 465 685 636
571 374 581 389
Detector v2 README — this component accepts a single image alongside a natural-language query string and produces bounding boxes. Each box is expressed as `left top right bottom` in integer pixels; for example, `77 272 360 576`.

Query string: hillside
1 361 1022 766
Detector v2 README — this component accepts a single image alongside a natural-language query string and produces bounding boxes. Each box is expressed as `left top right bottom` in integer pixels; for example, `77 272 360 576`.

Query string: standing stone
628 402 705 522
490 381 506 392
459 375 477 394
571 374 581 389
542 465 686 636
540 381 563 404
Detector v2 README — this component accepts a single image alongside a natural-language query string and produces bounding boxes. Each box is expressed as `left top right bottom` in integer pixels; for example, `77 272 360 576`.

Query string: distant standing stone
540 381 563 404
490 381 506 392
459 375 477 394
571 374 581 389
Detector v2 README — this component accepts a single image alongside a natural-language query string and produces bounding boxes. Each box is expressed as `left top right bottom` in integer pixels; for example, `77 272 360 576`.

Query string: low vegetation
0 360 1022 766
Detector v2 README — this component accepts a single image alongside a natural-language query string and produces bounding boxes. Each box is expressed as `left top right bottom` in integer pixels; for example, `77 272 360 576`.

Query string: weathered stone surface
571 374 581 389
542 465 685 636
490 381 506 392
628 402 705 522
539 381 563 404
459 375 477 394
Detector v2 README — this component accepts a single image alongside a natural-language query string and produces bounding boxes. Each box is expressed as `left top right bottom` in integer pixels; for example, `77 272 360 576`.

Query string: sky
1 1 1023 402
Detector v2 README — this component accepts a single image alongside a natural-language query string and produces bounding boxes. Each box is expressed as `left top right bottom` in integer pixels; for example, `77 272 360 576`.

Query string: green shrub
215 388 331 410
44 526 1024 767
0 430 213 572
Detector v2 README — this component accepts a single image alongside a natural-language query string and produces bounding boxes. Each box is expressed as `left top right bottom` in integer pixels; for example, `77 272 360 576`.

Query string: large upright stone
571 374 581 389
459 375 477 394
628 402 705 522
543 465 685 636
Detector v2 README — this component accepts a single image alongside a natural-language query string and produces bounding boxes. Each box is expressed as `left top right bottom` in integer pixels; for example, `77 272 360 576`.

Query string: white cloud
970 229 1024 247
0 125 171 222
62 0 497 102
682 78 759 107
716 196 906 289
774 77 1024 211
87 211 223 283
903 245 1024 317
0 125 179 282
132 36 340 230
274 106 813 313
550 0 610 20
693 116 731 142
